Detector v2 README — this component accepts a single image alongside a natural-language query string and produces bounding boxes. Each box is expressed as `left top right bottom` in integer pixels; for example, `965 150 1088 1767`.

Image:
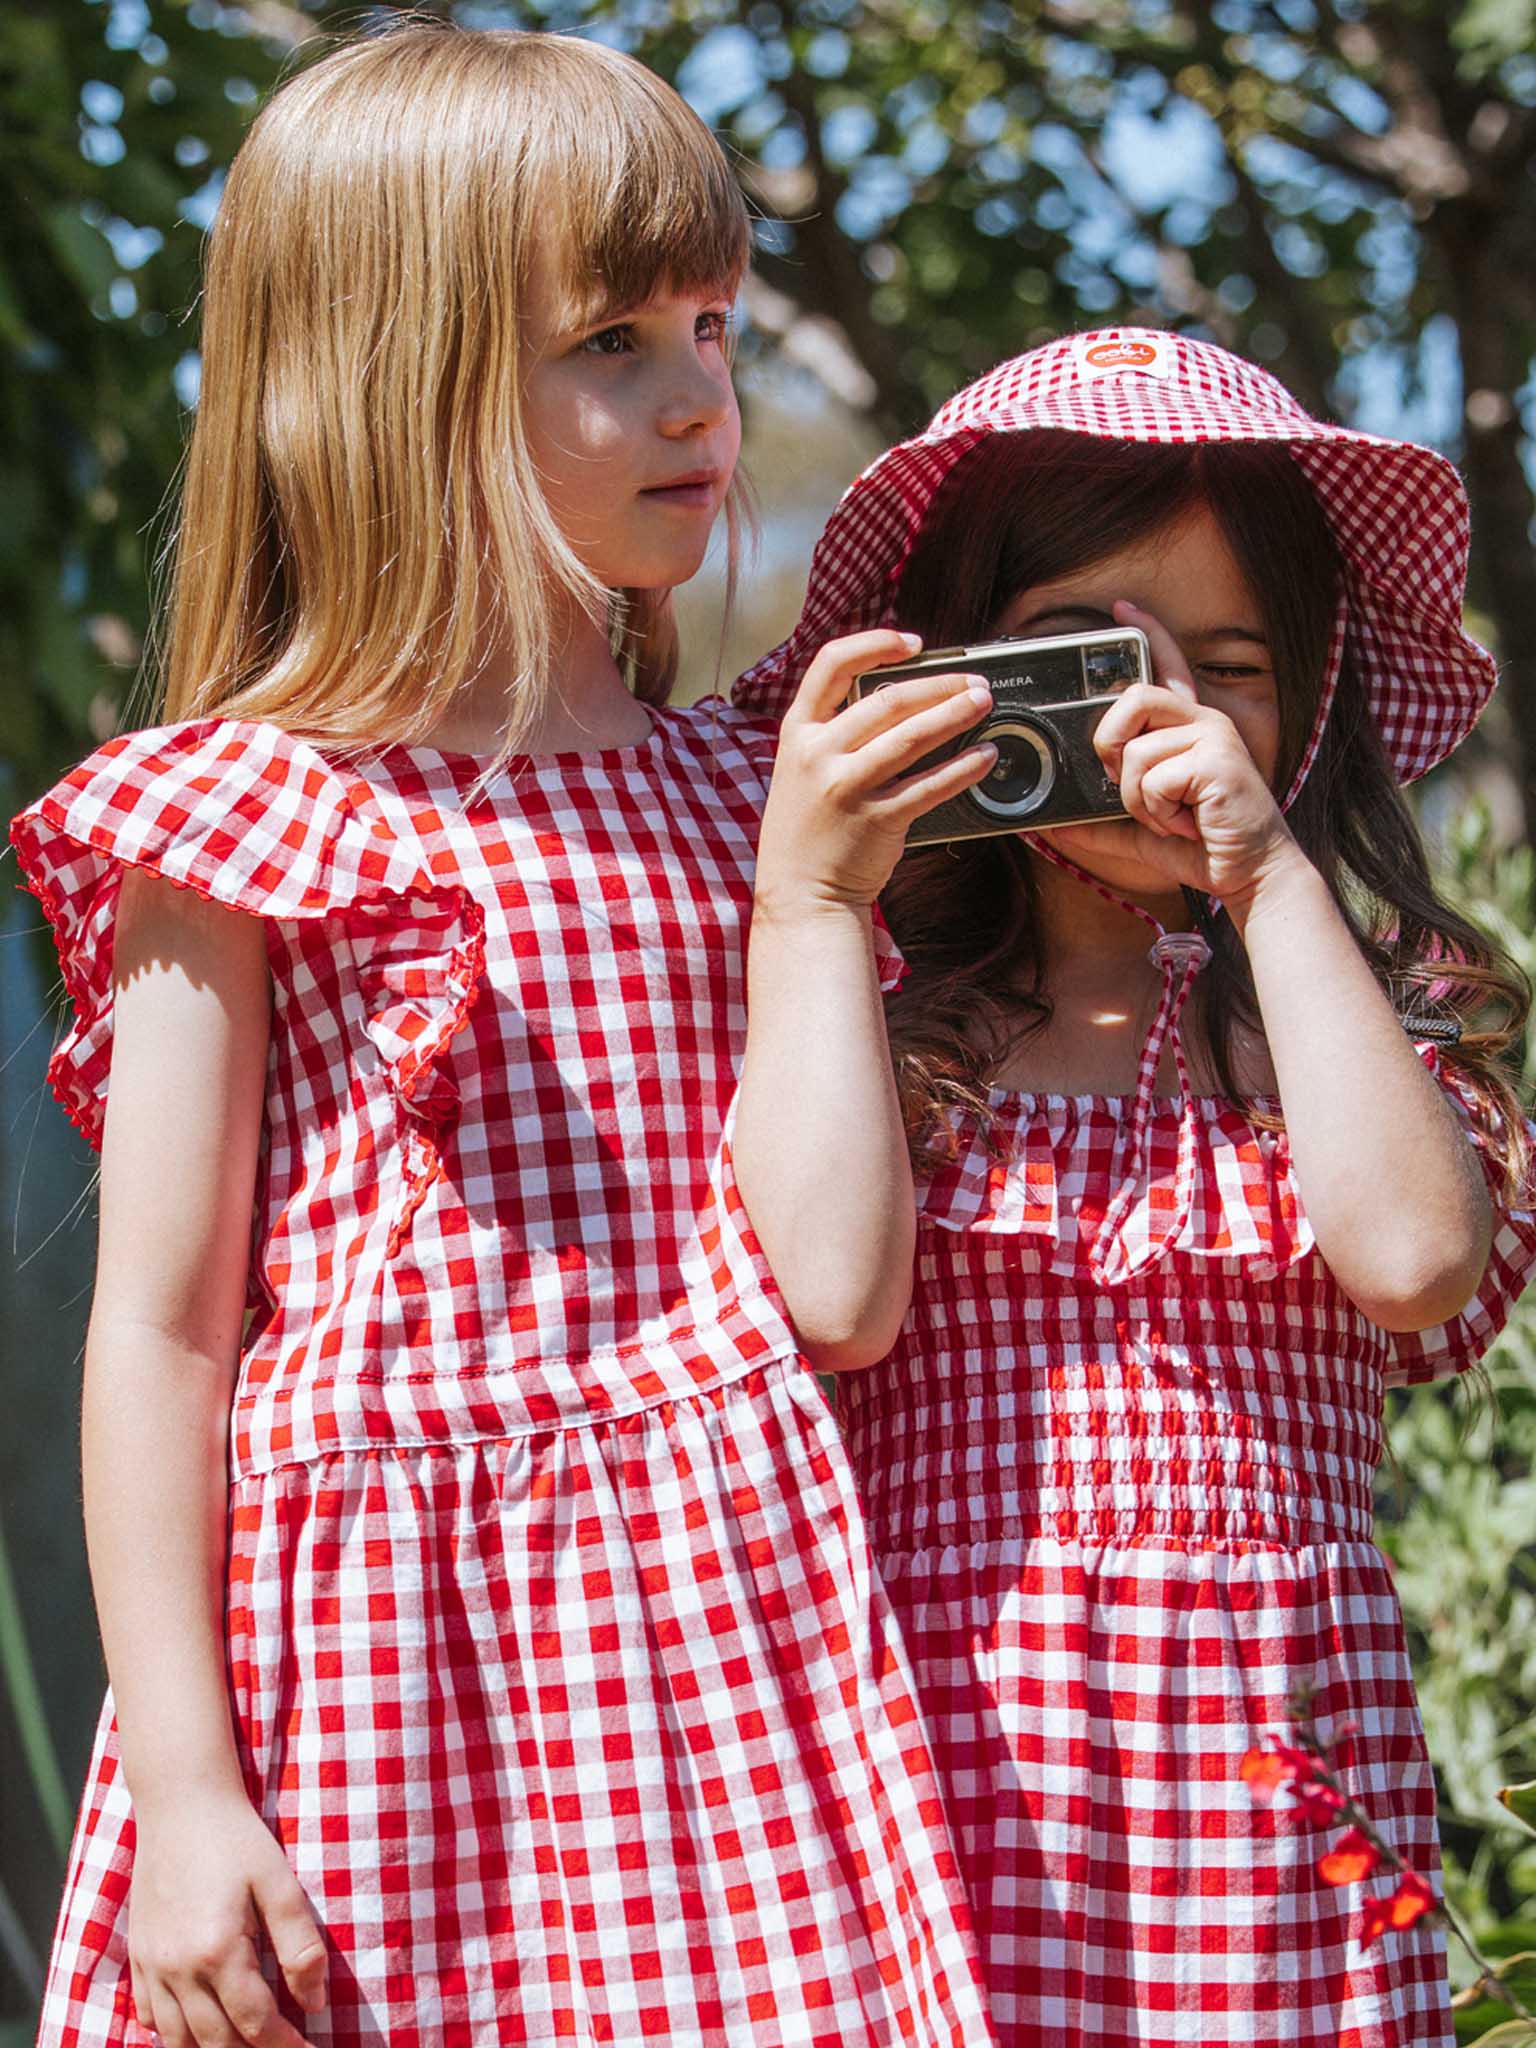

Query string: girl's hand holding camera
1087 600 1300 915
1090 606 1488 1330
752 628 995 924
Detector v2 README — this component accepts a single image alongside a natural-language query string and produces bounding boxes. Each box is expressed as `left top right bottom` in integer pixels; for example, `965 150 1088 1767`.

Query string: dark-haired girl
731 330 1536 2046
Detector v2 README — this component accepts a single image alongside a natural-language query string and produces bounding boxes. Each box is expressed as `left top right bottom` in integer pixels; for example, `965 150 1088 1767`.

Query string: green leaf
1454 1953 1536 2042
44 202 117 300
1503 1784 1536 1837
1451 0 1536 71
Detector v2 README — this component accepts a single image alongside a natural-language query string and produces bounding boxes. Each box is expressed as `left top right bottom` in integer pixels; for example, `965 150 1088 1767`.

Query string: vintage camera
855 625 1153 845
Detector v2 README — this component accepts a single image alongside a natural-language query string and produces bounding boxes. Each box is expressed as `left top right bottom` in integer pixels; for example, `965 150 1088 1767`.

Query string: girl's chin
1026 821 1187 905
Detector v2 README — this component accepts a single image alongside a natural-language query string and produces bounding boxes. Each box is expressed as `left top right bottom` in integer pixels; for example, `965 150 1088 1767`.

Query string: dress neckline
982 1085 1282 1116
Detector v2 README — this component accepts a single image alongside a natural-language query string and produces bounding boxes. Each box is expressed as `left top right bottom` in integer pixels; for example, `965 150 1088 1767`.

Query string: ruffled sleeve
1383 1048 1536 1388
9 718 484 1254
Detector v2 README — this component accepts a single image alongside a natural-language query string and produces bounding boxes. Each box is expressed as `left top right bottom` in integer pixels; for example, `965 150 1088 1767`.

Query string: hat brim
736 387 1495 788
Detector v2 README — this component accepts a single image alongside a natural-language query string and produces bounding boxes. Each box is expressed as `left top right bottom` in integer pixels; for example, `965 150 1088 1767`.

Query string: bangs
533 47 751 325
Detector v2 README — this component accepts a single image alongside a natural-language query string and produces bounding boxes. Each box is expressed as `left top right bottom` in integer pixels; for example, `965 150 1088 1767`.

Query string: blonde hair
158 22 751 753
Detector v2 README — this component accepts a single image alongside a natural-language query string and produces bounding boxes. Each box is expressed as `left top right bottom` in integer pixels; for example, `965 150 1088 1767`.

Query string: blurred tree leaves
0 0 301 803
7 0 1536 827
564 0 1536 834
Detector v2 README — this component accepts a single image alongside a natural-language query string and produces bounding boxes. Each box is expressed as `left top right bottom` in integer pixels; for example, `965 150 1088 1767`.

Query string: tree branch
756 59 932 433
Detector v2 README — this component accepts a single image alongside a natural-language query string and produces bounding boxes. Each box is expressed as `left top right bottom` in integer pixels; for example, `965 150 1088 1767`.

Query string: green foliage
1455 1943 1536 2043
576 0 1536 426
0 0 297 803
7 1 1536 808
1379 805 1536 1979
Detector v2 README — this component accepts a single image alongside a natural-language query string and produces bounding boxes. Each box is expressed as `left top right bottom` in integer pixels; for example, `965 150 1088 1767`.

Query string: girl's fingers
1115 725 1204 833
256 1868 329 2016
1106 816 1208 889
876 741 999 823
1094 682 1206 779
152 1986 195 2048
205 1918 309 2048
1112 601 1199 702
789 629 926 727
833 671 990 752
842 685 993 790
211 1959 308 2048
132 1962 155 2033
168 1981 236 2048
1129 752 1204 841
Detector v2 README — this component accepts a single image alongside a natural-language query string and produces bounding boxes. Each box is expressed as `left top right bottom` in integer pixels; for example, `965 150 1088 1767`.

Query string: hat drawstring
1028 839 1211 1287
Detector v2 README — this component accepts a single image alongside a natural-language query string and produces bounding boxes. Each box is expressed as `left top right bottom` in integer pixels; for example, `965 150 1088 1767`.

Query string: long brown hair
881 431 1530 1188
155 23 750 756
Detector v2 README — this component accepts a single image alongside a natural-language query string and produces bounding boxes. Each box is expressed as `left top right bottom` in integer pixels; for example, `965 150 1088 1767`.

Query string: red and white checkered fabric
11 709 995 2048
832 1084 1536 2047
736 327 1496 793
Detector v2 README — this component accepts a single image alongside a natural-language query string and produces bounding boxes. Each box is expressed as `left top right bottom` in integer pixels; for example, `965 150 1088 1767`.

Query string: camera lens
971 719 1056 819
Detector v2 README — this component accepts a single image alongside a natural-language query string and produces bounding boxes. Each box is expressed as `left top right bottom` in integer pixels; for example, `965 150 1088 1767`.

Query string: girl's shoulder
10 716 475 1150
9 714 431 920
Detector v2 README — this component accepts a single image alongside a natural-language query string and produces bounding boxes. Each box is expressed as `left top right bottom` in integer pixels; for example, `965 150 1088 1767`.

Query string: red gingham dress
11 706 998 2048
734 329 1533 2046
833 1079 1536 2048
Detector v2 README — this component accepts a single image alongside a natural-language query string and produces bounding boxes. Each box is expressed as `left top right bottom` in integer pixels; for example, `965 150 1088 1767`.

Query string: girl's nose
660 356 733 438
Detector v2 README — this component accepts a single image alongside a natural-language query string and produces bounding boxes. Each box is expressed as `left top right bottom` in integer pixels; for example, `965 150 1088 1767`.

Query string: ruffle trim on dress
344 890 487 1259
912 1047 1536 1387
1384 1044 1536 1386
914 1089 1313 1281
10 717 487 1258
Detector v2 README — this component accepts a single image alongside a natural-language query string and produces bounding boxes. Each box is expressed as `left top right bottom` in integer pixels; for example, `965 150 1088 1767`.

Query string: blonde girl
11 27 997 2047
732 331 1536 2046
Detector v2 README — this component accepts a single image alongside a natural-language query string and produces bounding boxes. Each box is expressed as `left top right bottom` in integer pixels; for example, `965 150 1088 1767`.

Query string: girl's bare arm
88 868 326 2047
1098 604 1492 1333
734 632 995 1372
1227 854 1491 1332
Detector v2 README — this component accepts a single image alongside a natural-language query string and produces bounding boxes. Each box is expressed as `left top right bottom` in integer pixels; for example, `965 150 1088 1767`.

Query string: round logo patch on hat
1073 332 1173 379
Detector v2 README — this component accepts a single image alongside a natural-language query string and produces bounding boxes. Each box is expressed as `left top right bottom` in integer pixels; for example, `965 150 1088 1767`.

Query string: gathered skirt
38 1354 996 2048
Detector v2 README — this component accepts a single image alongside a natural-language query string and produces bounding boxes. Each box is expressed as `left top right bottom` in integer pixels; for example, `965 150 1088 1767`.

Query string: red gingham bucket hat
736 326 1497 794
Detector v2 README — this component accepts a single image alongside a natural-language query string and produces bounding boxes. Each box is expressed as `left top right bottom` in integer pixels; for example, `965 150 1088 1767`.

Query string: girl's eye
696 309 731 346
581 324 634 357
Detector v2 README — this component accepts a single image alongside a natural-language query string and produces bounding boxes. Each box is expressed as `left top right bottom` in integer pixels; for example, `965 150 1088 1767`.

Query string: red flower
1359 1871 1436 1944
1239 1744 1316 1802
1289 1778 1347 1828
1318 1828 1379 1886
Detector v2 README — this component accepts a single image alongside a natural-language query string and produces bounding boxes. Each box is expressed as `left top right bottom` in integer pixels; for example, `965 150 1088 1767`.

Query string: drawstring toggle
1148 931 1211 976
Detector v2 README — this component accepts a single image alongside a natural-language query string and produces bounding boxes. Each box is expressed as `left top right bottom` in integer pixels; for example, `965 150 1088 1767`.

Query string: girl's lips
641 471 721 508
